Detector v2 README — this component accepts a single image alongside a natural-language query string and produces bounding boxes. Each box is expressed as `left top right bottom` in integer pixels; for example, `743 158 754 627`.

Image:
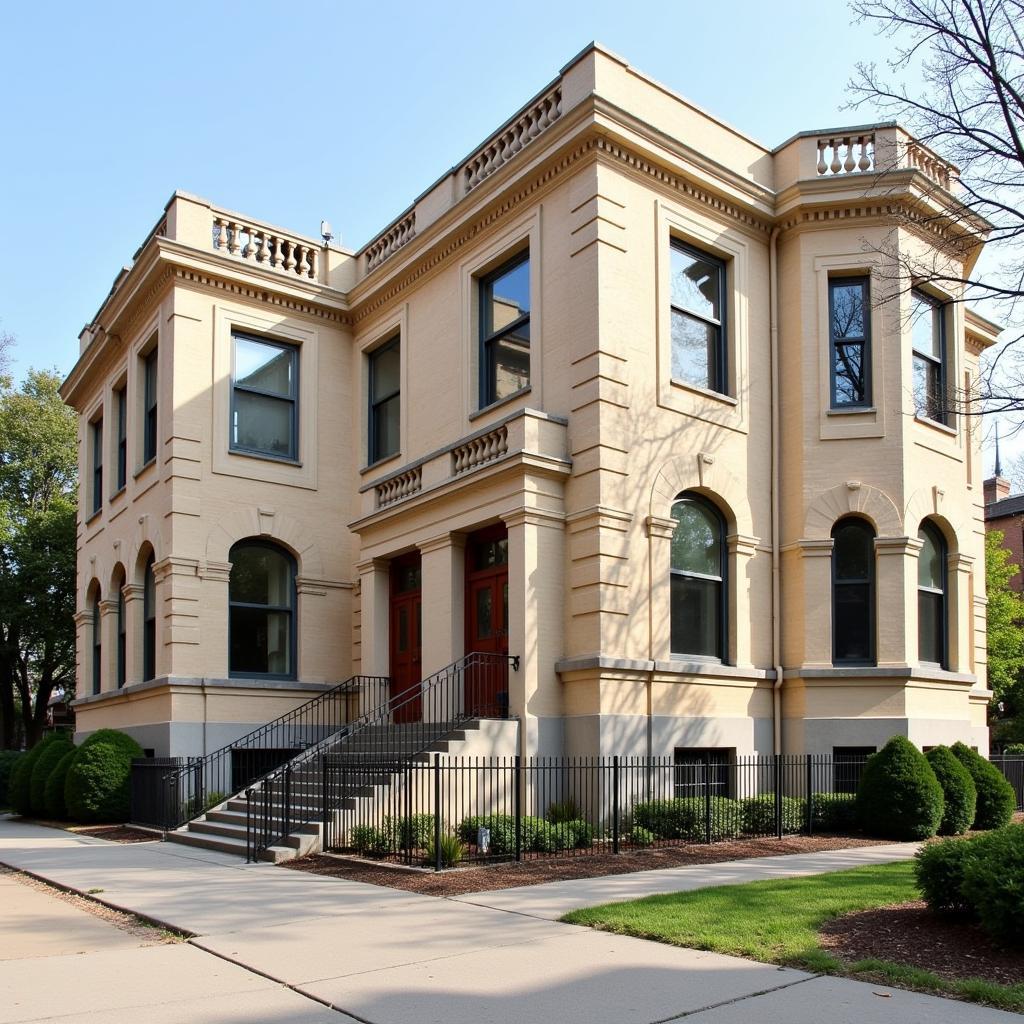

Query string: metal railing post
245 788 253 863
774 753 783 839
703 751 712 844
433 753 442 871
514 754 523 862
321 754 329 845
612 755 620 855
805 754 814 835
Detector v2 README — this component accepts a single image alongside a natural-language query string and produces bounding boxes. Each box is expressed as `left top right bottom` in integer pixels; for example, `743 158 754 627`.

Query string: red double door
387 526 509 724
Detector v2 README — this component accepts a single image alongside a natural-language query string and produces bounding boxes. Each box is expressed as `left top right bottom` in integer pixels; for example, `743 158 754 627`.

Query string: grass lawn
562 861 1024 1013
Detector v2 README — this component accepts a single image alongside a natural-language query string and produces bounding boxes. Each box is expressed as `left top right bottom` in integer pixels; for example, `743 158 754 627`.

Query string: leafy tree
0 367 77 749
985 530 1024 733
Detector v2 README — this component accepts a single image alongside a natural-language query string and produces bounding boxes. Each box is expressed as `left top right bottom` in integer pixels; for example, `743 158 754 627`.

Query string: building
984 447 1024 592
63 43 997 774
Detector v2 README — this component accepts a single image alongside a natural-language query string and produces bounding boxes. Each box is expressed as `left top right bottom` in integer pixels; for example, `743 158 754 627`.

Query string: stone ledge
71 675 339 707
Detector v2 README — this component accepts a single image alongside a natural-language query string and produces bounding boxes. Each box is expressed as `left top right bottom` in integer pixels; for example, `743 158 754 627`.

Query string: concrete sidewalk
0 818 1014 1024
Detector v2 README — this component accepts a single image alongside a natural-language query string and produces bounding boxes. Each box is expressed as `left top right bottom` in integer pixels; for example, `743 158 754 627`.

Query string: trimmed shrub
9 735 63 817
0 750 22 809
546 799 582 824
962 824 1024 944
810 793 858 833
350 824 390 855
739 795 805 835
855 736 944 840
950 742 1016 830
915 835 980 914
456 814 592 854
426 832 465 868
29 737 73 817
388 814 435 850
64 730 143 823
44 749 77 820
1004 743 1024 756
628 825 654 847
631 797 740 842
925 746 977 836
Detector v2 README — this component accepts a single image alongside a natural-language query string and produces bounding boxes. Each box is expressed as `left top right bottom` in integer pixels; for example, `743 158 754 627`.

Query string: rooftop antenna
320 220 334 245
995 422 1003 478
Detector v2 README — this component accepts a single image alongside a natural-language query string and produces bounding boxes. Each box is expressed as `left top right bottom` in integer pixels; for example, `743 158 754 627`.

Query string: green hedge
9 735 64 817
631 797 740 842
29 737 74 817
44 749 77 820
962 824 1024 944
914 834 978 914
0 751 22 809
810 792 858 832
457 814 592 853
950 742 1016 830
739 795 805 835
925 746 977 836
856 736 944 840
64 730 143 823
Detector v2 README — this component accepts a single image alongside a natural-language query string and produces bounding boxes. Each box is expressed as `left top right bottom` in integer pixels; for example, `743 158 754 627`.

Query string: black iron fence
245 652 517 861
321 753 872 869
129 673 389 829
992 755 1024 811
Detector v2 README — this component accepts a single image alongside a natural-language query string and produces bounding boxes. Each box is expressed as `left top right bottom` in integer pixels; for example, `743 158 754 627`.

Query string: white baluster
829 139 842 175
228 222 241 255
284 241 296 273
817 141 827 175
857 136 871 172
842 137 856 173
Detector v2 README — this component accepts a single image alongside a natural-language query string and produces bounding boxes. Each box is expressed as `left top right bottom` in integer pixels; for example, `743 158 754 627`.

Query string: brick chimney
984 475 1011 505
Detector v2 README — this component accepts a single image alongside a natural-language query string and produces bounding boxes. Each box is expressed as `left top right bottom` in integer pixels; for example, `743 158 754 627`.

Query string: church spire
995 422 1003 478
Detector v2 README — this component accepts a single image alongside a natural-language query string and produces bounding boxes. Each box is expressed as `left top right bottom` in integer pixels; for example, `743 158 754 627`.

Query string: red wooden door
464 526 509 717
389 555 422 723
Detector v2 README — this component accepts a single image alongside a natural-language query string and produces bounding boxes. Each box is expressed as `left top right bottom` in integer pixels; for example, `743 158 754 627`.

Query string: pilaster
875 536 922 667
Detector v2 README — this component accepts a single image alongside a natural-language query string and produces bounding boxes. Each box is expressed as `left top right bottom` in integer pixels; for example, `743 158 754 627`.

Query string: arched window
832 518 875 665
670 493 726 660
229 541 296 678
91 588 102 695
918 522 947 667
143 554 156 682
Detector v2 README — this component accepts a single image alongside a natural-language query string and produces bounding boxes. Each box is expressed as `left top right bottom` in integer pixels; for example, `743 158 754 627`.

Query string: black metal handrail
134 673 389 829
245 651 517 860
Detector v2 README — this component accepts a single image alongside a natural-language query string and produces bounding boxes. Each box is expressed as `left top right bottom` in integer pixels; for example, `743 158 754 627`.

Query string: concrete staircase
164 722 493 862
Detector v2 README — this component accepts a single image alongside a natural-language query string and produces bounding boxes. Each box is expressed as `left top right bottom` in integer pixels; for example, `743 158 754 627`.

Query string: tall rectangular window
911 290 948 424
143 348 158 464
92 596 102 695
116 588 126 688
479 252 530 407
829 277 870 407
115 386 127 491
231 333 298 460
368 336 400 464
90 417 103 516
670 240 726 393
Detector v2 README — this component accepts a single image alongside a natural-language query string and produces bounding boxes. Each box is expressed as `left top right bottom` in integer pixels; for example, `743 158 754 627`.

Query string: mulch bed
820 900 1022 987
282 834 886 897
69 824 159 844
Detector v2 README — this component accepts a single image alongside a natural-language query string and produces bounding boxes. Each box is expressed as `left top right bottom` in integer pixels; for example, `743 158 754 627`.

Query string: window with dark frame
228 540 296 679
143 555 156 682
670 240 726 393
479 252 530 408
918 521 948 668
911 290 948 424
829 277 870 407
230 333 298 461
91 591 101 695
832 746 876 793
670 492 727 660
115 386 127 492
673 747 734 798
143 347 158 464
90 417 103 516
368 336 400 464
832 518 876 665
116 583 126 688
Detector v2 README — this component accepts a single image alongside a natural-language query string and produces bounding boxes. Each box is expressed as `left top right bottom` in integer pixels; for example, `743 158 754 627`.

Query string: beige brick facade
62 45 995 759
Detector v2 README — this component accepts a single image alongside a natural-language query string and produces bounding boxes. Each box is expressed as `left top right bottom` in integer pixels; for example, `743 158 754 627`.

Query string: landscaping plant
29 735 73 817
43 748 77 820
8 734 63 817
855 736 944 840
631 797 740 842
739 795 805 835
914 834 979 914
810 792 857 833
0 750 22 809
925 745 977 835
426 832 466 868
950 742 1016 830
64 729 143 823
962 824 1024 946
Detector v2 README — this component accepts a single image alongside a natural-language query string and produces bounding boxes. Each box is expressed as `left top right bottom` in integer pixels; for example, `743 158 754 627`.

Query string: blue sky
0 0 889 378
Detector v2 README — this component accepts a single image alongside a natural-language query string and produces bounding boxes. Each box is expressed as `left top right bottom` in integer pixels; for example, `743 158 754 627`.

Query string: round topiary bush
914 834 980 914
961 824 1024 945
950 742 1016 831
29 736 73 817
855 736 944 840
64 730 143 823
9 735 63 817
44 748 78 820
0 750 23 810
926 745 977 836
